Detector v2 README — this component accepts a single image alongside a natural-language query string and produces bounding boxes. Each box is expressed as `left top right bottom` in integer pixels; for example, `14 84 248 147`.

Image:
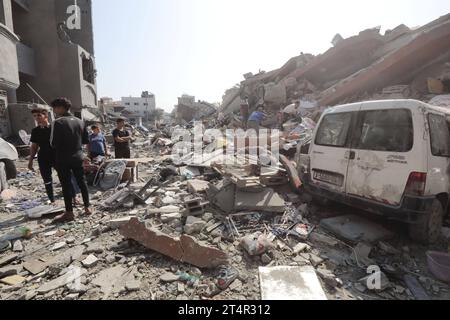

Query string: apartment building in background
121 91 156 120
0 0 97 137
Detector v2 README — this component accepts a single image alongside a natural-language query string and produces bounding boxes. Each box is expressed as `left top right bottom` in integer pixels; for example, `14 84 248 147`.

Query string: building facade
0 0 97 136
121 92 156 120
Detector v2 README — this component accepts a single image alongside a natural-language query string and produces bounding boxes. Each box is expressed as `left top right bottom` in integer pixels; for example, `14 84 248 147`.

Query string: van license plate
313 171 343 186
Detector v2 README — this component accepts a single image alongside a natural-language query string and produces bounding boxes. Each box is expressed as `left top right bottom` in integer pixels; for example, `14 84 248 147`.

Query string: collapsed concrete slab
119 218 228 268
235 188 285 213
320 215 394 243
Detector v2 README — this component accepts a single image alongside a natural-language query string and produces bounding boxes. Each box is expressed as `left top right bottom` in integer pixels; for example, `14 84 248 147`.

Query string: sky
92 0 450 112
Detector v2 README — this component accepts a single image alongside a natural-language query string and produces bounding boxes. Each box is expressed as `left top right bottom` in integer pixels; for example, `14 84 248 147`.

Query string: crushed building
221 13 450 115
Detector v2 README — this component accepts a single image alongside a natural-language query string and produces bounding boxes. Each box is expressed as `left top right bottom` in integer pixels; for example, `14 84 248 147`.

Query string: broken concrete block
0 254 18 267
120 218 183 262
184 216 207 235
235 188 285 213
23 259 47 275
92 266 134 297
309 232 339 246
293 243 310 254
206 180 236 214
51 242 67 251
108 217 134 230
259 266 327 300
12 240 23 252
126 279 141 292
82 255 99 268
161 212 182 223
184 198 208 216
120 218 227 268
37 267 87 294
187 179 210 194
85 242 104 254
351 242 375 267
0 265 22 278
0 275 26 286
316 268 340 287
309 253 325 267
320 215 393 243
202 212 214 222
160 272 181 283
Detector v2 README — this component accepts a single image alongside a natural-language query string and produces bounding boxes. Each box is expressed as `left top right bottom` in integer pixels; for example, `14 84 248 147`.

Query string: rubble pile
0 124 449 301
0 14 450 301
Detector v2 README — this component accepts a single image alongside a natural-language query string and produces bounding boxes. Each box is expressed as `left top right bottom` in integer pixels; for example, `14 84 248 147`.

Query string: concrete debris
2 18 450 301
235 188 285 213
259 266 328 300
37 267 87 294
0 275 26 286
320 215 394 243
82 255 99 268
184 216 207 235
120 218 228 268
22 259 47 275
160 272 181 283
187 180 210 194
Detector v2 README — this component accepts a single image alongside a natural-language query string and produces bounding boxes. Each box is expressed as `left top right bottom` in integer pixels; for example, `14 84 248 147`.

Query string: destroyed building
174 94 218 123
0 0 97 137
221 13 450 115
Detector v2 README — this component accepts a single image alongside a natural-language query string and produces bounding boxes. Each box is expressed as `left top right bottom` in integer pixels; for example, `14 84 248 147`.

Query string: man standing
88 124 109 159
28 108 56 203
112 118 132 159
50 98 92 223
240 101 250 130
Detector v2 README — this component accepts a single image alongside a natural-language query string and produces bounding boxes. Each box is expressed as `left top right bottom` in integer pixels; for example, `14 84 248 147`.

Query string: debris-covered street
0 125 449 300
0 1 450 303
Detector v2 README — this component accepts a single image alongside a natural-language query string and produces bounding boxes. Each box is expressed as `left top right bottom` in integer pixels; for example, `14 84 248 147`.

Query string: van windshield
355 109 413 152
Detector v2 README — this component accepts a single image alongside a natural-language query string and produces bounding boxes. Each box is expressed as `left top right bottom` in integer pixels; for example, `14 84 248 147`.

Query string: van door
310 105 360 193
346 106 421 206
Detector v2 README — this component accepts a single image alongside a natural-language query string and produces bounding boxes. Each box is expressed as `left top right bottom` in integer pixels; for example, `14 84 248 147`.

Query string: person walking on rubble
50 98 92 223
247 105 267 132
112 118 132 159
28 108 57 203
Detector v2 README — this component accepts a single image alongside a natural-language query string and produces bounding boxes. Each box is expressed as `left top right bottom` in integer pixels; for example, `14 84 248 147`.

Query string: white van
298 99 450 244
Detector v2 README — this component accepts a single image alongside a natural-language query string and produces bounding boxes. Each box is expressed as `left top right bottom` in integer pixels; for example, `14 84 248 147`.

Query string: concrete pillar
6 88 16 103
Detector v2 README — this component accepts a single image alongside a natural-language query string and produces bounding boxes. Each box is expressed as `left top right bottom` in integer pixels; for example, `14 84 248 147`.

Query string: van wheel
408 199 443 244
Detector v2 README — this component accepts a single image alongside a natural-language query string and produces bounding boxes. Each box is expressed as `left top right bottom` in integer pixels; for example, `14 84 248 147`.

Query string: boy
29 108 56 203
88 125 109 159
112 118 132 159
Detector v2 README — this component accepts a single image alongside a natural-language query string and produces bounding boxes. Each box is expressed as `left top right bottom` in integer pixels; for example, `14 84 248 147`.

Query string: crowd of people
28 98 134 224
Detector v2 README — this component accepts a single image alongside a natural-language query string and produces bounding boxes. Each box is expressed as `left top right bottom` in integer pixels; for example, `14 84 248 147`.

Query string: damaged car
297 99 450 244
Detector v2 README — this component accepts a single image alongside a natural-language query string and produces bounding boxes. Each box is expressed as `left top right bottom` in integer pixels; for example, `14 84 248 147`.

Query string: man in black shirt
50 98 91 223
112 118 132 159
29 108 56 203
